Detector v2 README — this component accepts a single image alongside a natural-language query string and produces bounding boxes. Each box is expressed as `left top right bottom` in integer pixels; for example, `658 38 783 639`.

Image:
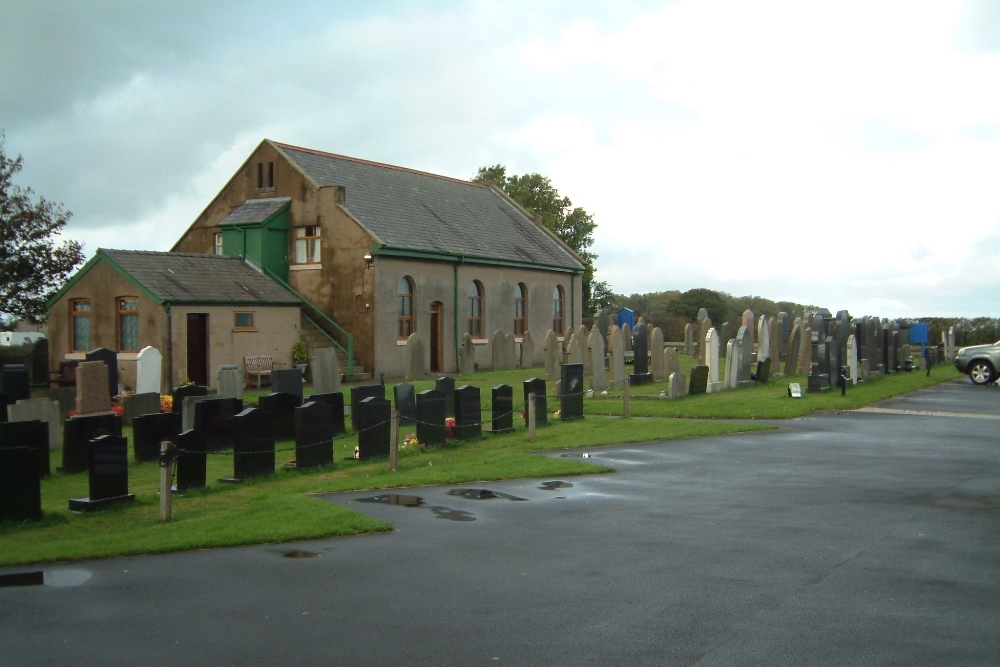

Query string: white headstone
724 339 738 389
135 346 163 394
650 327 665 381
706 327 723 393
846 334 859 384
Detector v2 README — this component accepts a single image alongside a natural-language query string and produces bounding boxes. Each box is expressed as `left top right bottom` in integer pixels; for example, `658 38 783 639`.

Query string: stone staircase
299 315 370 382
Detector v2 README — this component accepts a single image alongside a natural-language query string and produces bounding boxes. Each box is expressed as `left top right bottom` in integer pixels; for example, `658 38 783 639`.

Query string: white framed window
294 226 321 264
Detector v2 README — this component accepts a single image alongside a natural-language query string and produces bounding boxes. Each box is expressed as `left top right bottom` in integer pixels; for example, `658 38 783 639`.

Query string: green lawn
0 360 959 566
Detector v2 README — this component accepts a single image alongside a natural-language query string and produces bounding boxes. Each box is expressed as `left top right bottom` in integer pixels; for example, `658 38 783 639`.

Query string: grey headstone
404 332 427 380
311 348 342 395
668 372 687 399
491 330 507 370
394 382 416 425
8 398 61 451
543 329 561 382
520 331 535 368
650 327 665 381
217 365 244 401
121 392 161 426
590 330 607 391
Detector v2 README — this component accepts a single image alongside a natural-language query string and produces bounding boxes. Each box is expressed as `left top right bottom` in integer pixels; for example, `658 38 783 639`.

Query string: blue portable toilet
617 308 635 329
909 322 929 357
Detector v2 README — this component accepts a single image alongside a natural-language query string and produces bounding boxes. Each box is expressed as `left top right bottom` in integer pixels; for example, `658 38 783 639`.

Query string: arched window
468 281 484 339
514 283 526 336
397 276 414 339
552 285 565 335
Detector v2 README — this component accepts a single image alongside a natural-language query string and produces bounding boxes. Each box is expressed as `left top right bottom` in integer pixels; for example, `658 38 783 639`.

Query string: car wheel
969 360 995 385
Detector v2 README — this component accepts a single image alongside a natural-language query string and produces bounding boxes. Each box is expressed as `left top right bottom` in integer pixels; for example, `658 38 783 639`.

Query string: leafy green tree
473 165 600 315
666 288 729 325
0 133 85 323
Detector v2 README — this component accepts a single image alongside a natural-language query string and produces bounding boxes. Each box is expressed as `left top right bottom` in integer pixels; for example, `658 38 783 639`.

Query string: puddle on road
283 550 319 558
0 569 91 588
447 489 527 501
539 481 573 491
356 494 475 522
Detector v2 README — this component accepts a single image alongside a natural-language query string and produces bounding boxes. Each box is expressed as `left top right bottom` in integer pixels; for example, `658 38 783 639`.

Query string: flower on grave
353 445 360 459
553 409 561 419
110 404 124 418
520 409 527 419
402 433 425 451
445 417 456 438
160 394 174 413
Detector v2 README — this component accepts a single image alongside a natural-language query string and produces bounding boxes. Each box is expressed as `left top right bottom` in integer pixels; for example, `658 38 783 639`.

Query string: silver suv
954 340 1000 385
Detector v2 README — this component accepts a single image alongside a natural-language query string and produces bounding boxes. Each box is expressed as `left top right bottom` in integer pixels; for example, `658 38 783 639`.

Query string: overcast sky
2 0 999 318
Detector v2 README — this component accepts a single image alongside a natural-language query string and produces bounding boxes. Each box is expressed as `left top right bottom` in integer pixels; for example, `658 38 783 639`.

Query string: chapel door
429 302 443 374
186 313 209 386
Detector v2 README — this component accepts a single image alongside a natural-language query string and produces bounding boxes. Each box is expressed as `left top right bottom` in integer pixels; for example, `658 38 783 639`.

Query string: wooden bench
49 360 80 388
244 355 273 388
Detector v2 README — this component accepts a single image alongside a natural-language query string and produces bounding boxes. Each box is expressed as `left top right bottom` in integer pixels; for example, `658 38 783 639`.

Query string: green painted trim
373 244 583 275
45 250 165 309
161 300 302 307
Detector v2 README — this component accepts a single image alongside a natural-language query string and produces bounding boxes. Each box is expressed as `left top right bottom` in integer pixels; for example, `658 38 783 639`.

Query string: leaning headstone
630 323 652 385
171 384 207 414
688 365 709 395
785 323 802 376
650 328 665 381
705 328 723 393
668 372 687 399
434 377 455 418
351 384 386 429
560 363 584 421
258 392 301 441
295 401 334 469
520 331 535 368
308 392 346 436
174 429 207 491
134 346 163 394
404 332 427 380
491 385 514 434
8 398 61 452
416 389 446 447
453 385 482 441
61 413 122 473
86 348 118 401
590 330 607 391
223 407 276 481
0 445 41 522
1 364 31 402
76 361 112 415
490 330 507 370
217 365 243 401
194 397 244 450
356 396 391 459
684 323 695 356
543 329 561 382
68 434 135 511
272 368 303 397
523 378 547 427
460 333 477 375
394 382 416 426
131 412 181 463
506 334 517 370
311 348 342 394
121 392 161 426
609 328 626 388
664 347 681 379
697 318 713 365
0 420 50 478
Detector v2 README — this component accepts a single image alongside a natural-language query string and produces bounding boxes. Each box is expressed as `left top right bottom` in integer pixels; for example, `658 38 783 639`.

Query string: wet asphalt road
1 379 998 666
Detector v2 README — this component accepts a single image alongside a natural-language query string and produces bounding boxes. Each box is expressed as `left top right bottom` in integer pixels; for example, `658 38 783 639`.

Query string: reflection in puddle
540 481 573 491
448 489 527 501
355 494 475 521
0 569 92 588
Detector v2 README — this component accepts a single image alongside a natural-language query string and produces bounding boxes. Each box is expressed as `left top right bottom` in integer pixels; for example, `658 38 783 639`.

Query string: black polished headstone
416 389 446 447
31 339 48 386
61 413 122 473
0 364 31 401
257 392 301 441
86 348 118 400
132 412 182 463
754 357 772 384
491 385 514 434
632 323 649 375
435 377 456 417
69 435 135 511
0 446 41 522
174 429 207 491
272 368 304 397
350 384 385 430
0 393 13 424
453 385 482 441
560 363 584 421
194 397 244 450
688 365 709 395
171 384 207 413
227 408 276 481
295 401 334 469
394 383 416 426
308 392 346 436
0 420 50 478
357 396 391 459
523 378 547 427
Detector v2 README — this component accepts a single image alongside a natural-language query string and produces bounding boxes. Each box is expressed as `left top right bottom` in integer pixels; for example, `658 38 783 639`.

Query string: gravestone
719 321 734 358
131 411 181 463
122 392 161 426
697 318 713 365
596 309 611 348
668 372 687 399
664 347 681 379
61 413 122 473
295 401 334 469
724 339 738 390
1 364 31 401
731 326 753 387
800 325 813 377
171 384 207 414
520 331 535 368
630 323 652 385
272 368 303 397
0 420 50 478
778 312 790 347
689 365 709 395
590 330 607 391
769 317 781 370
394 382 416 426
491 330 507 370
460 333 476 375
650 327 665 381
46 387 76 418
491 385 514 434
416 389 446 447
835 310 851 376
741 310 755 339
560 363 584 421
523 378 547 427
174 429 207 491
308 392 346 436
76 361 111 415
609 328 626 388
0 445 41 522
86 348 118 401
134 346 163 394
181 395 211 432
8 398 61 452
351 384 386 429
453 385 482 441
684 323 695 356
757 316 770 365
217 365 244 401
258 392 301 441
621 322 633 353
68 434 135 511
31 338 48 386
434 377 455 418
311 348 342 394
356 396 391 459
705 328 723 393
697 307 709 323
568 334 583 366
753 358 772 383
846 334 859 384
543 329 561 382
807 361 830 393
194 397 244 450
506 334 517 370
224 407 276 481
404 332 427 380
785 323 801 376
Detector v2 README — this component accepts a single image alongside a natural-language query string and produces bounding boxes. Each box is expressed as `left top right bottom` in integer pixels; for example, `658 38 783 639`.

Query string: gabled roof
47 249 301 308
219 197 290 226
273 142 585 272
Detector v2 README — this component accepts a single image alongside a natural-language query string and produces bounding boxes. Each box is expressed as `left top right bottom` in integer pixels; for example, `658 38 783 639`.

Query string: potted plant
292 341 308 374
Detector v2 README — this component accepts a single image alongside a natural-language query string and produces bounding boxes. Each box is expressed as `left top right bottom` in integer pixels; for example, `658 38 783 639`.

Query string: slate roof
219 197 290 226
99 249 299 305
274 143 585 271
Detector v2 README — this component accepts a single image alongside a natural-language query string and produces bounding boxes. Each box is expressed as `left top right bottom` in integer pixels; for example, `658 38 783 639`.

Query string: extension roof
218 197 291 226
273 142 585 272
47 249 301 308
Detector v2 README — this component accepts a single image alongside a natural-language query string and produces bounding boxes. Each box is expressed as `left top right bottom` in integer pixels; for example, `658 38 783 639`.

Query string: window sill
290 264 322 272
472 338 489 345
233 328 258 333
254 187 275 194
